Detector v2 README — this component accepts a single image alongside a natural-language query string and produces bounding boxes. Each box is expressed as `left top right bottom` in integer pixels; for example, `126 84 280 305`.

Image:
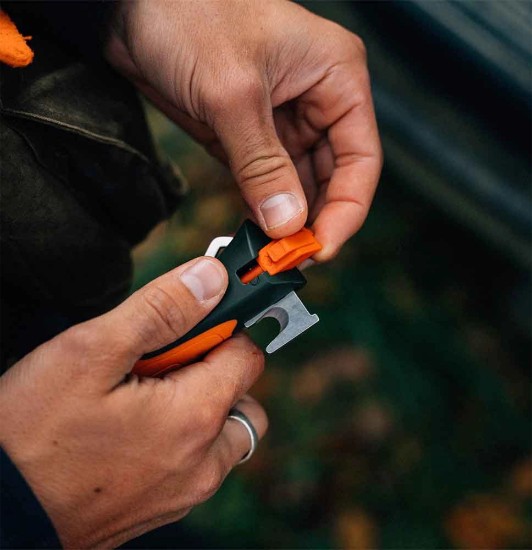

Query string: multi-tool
133 220 321 377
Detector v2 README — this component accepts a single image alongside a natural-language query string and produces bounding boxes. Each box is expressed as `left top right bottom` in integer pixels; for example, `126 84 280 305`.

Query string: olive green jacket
0 33 184 371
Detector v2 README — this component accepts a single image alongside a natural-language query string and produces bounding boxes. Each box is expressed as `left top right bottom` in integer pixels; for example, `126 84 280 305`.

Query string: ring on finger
227 408 258 465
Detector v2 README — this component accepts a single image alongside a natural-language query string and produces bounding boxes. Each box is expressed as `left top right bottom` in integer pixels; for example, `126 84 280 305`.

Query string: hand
106 0 382 261
0 257 267 548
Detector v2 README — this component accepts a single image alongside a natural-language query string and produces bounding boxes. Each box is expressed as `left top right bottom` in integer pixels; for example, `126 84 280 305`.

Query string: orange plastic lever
240 227 321 284
132 319 238 378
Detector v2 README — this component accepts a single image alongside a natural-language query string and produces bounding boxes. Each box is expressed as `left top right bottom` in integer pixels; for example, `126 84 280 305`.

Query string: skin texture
1 1 382 546
0 258 267 548
106 0 382 261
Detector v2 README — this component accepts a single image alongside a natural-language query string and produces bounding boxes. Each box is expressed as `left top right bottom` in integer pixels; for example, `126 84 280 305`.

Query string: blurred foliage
128 105 531 550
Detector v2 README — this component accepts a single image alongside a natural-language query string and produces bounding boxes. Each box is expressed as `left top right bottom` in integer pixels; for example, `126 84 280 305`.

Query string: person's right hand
106 0 382 262
0 257 267 548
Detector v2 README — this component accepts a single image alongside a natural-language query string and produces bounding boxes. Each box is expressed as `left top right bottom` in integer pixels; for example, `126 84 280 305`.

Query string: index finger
301 46 382 261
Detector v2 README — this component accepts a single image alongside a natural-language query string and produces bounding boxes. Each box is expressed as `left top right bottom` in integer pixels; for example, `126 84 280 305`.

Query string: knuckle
237 150 293 190
214 338 265 407
229 69 264 105
221 350 264 409
350 33 367 59
335 26 366 60
207 69 263 114
194 398 225 441
177 508 193 522
327 22 366 61
247 342 265 380
61 322 95 351
203 85 225 114
230 71 264 102
222 375 242 410
194 460 225 503
348 74 372 111
50 322 120 384
140 284 188 344
58 322 104 362
59 323 90 355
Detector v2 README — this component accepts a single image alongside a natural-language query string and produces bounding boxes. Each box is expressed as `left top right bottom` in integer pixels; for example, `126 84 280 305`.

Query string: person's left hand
106 0 382 261
0 257 268 548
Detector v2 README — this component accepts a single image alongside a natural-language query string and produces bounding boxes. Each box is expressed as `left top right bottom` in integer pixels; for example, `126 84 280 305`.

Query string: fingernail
260 193 303 229
180 259 225 302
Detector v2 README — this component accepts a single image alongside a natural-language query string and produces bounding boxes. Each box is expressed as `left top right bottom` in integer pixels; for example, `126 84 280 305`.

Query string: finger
307 138 334 224
273 102 321 158
213 395 268 470
313 103 382 261
182 396 267 510
274 106 320 210
167 333 265 416
59 257 228 386
294 152 318 209
299 55 382 261
312 137 335 189
211 75 308 239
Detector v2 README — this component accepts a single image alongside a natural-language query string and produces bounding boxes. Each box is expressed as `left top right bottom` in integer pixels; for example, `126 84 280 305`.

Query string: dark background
127 2 531 548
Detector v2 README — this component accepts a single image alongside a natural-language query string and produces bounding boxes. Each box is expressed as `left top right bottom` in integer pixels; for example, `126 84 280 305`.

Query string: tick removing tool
132 220 322 377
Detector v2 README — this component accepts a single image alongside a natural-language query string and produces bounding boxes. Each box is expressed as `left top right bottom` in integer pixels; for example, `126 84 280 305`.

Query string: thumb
52 257 228 388
213 78 307 238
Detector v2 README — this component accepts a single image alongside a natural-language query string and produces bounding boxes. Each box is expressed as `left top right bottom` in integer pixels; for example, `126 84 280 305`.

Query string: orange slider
240 227 321 284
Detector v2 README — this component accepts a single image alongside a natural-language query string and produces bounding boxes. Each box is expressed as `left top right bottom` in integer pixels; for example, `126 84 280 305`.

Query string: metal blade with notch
244 290 319 353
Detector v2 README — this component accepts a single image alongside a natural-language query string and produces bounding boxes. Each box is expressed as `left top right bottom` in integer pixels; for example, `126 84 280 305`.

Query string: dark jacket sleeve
0 448 61 548
3 1 117 60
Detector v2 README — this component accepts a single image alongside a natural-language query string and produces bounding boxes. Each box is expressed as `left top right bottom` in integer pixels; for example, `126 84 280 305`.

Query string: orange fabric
132 319 238 377
240 228 322 283
0 10 34 68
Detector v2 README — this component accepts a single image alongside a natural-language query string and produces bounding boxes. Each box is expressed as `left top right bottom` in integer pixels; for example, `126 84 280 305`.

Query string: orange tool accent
0 11 34 68
133 319 238 377
240 228 321 284
240 264 264 284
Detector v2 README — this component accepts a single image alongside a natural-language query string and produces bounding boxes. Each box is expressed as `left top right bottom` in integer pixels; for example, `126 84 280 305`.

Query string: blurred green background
127 2 531 549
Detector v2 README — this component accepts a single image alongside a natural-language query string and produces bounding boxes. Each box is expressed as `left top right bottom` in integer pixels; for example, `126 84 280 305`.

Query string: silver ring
227 408 258 465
